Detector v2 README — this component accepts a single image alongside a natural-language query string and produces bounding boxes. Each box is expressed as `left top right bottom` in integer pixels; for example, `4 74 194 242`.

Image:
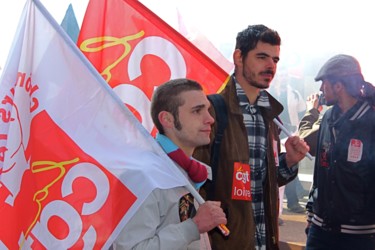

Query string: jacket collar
222 74 283 121
330 100 371 127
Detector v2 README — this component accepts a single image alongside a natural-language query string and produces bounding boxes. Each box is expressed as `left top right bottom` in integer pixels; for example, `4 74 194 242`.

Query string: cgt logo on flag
0 72 136 249
77 0 229 135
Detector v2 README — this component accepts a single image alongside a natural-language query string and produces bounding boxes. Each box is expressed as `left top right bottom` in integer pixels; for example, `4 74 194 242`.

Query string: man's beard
251 80 271 89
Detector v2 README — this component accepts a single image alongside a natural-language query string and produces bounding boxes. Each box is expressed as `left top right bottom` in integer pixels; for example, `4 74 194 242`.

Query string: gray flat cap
315 54 362 81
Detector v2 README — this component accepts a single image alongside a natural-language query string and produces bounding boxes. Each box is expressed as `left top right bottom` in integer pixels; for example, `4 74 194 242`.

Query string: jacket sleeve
277 153 298 187
296 108 321 223
305 158 319 223
113 189 200 250
298 108 321 157
305 189 315 223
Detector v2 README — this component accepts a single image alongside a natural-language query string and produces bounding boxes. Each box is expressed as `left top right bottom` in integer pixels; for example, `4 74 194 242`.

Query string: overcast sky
1 0 374 87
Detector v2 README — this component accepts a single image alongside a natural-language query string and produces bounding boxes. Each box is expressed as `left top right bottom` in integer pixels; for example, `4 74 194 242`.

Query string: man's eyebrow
256 52 269 57
256 52 279 62
191 104 205 110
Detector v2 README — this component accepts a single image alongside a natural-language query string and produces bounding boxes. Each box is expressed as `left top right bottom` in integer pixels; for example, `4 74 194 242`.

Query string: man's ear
158 111 173 128
233 49 243 67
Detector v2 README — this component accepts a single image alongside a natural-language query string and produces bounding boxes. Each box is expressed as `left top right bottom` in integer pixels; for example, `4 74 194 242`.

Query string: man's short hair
151 78 203 134
235 24 281 59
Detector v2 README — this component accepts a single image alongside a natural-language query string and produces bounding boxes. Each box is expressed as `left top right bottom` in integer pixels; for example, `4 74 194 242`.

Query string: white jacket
112 186 211 250
112 159 212 250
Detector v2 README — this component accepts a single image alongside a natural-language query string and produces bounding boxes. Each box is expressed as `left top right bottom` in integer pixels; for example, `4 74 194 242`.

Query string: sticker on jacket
347 139 363 163
231 162 251 201
179 193 196 222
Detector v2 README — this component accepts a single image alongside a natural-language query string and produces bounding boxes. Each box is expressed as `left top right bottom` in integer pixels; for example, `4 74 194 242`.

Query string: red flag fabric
77 0 229 134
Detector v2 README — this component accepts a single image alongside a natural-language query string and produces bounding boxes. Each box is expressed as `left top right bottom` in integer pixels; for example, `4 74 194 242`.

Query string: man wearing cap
305 54 375 249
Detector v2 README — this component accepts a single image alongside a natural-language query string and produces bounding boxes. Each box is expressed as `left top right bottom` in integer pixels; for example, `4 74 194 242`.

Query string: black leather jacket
307 101 375 232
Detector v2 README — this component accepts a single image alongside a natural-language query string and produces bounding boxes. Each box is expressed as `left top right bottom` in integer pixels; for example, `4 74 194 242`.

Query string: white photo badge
347 139 363 163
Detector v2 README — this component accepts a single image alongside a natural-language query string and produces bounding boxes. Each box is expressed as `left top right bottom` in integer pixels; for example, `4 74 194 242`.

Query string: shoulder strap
207 94 228 200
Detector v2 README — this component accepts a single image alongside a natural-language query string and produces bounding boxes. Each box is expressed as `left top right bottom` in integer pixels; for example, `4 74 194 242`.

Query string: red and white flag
77 0 230 135
0 0 188 248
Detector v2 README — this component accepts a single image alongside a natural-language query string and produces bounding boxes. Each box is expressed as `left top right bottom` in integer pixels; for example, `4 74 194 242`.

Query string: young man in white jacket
113 78 227 249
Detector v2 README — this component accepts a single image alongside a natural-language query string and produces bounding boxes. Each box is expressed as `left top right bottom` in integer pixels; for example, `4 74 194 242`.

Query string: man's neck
165 133 194 157
337 96 358 114
237 80 260 105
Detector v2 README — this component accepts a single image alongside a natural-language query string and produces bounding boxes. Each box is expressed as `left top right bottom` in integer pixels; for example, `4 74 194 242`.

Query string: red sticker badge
347 139 363 163
231 162 251 201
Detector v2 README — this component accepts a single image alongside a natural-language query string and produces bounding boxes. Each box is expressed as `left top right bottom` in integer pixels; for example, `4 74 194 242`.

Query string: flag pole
273 118 313 160
185 183 230 236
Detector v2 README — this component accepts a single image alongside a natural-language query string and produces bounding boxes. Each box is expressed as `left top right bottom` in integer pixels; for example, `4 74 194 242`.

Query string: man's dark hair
151 78 203 134
235 24 281 59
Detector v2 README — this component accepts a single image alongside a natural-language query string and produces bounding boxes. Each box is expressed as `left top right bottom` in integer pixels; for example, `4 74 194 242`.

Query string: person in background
113 78 227 249
194 24 309 250
305 54 375 250
270 70 308 215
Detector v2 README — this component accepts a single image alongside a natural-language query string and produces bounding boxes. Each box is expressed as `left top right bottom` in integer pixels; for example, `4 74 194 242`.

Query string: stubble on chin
251 80 271 89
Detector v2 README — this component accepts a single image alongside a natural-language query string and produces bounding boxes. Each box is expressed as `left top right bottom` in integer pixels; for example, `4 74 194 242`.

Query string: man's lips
200 128 211 134
260 72 274 78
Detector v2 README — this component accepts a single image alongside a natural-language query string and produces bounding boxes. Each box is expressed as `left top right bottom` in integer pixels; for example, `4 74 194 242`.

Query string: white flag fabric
0 0 188 249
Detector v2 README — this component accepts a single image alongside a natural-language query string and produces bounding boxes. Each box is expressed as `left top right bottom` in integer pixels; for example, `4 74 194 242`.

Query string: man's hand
307 93 322 112
192 201 227 233
285 135 310 167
